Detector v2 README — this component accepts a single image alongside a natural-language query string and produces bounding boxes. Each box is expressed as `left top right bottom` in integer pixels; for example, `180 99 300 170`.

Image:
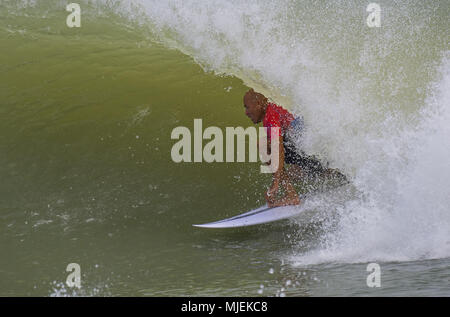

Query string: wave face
1 0 449 295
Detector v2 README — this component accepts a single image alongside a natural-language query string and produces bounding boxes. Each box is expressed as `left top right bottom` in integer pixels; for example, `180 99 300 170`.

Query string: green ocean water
1 1 449 296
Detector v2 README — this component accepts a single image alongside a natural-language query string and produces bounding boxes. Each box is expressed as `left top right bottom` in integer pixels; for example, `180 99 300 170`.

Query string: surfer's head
243 88 268 124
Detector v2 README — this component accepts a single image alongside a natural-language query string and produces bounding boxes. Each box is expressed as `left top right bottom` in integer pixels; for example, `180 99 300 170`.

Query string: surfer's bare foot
268 195 301 208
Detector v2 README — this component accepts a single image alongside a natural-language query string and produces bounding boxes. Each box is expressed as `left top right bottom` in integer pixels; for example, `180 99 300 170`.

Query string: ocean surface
0 0 449 296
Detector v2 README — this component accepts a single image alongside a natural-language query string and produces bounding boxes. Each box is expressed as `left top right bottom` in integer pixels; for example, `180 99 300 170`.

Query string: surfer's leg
286 164 304 183
281 169 300 199
283 142 307 182
283 139 348 187
268 169 300 207
321 167 349 185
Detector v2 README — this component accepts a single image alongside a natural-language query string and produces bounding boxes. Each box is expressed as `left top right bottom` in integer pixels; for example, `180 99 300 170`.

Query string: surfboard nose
192 202 306 229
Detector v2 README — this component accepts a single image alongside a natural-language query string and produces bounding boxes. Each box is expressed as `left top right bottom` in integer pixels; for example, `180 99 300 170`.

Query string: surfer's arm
274 136 297 195
266 135 285 202
272 134 285 186
266 135 300 207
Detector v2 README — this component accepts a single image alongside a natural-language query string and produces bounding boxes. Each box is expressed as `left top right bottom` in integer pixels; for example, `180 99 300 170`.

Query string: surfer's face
243 93 265 124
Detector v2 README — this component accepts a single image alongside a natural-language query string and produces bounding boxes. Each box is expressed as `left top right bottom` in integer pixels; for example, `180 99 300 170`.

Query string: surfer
243 88 345 207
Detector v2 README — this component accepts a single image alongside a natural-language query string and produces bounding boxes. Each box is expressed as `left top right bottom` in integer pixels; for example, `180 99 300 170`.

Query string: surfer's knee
285 164 303 182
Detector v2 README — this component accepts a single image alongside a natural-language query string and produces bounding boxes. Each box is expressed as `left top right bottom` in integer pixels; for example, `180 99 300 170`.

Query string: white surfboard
193 202 307 229
193 181 351 229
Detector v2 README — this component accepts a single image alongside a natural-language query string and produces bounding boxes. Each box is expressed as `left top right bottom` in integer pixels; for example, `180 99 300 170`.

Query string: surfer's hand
265 184 278 205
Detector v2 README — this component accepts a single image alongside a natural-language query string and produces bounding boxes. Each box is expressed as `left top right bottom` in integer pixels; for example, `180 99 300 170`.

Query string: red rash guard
262 103 295 141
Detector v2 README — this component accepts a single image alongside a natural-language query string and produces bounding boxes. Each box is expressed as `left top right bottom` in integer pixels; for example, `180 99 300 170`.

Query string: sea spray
132 0 450 264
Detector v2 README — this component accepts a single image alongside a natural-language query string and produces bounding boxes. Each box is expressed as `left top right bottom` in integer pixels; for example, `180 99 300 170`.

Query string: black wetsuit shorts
283 138 326 175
